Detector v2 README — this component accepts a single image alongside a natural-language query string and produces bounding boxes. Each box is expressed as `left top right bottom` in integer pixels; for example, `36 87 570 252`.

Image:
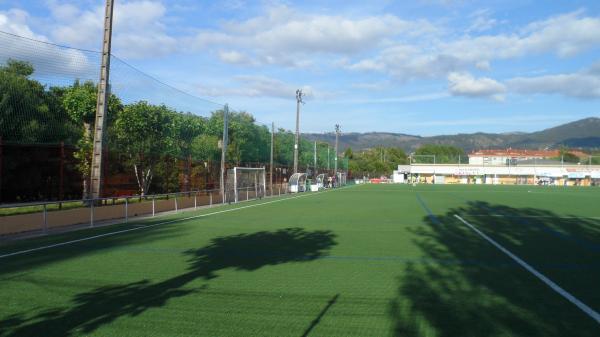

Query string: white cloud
508 63 600 99
248 14 422 54
467 9 498 33
49 0 178 58
447 72 506 100
50 5 102 47
198 75 318 99
218 50 253 65
0 9 47 40
521 10 600 57
349 10 600 81
348 59 386 72
48 2 79 21
0 8 95 78
327 92 449 104
446 10 600 60
190 5 438 67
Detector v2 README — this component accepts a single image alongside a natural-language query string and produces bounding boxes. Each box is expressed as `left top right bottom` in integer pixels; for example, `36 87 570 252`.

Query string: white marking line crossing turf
0 189 340 260
454 214 600 325
464 214 600 220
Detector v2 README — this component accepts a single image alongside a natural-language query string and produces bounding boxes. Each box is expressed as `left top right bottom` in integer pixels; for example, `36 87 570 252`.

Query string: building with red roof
469 148 587 165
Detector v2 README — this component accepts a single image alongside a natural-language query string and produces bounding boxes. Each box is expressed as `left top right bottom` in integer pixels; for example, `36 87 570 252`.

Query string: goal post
226 167 266 203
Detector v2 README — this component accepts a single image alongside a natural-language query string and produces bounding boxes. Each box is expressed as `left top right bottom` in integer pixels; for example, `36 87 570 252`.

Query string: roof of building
469 149 588 158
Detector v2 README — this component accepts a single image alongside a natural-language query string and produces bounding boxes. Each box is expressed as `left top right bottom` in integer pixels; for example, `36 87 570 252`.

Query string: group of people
325 175 337 188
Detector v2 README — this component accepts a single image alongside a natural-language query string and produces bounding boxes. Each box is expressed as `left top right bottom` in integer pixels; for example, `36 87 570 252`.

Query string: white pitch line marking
0 190 334 260
454 214 600 325
464 214 600 220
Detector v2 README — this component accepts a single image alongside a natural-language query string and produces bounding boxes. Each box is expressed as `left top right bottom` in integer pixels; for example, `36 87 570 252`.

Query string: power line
0 30 225 109
0 30 101 54
110 54 224 108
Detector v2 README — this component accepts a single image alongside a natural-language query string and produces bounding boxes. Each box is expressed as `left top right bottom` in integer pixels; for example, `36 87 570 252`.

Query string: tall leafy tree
111 101 176 195
62 80 122 198
348 147 408 177
0 59 78 144
206 109 271 165
414 144 465 163
172 113 206 191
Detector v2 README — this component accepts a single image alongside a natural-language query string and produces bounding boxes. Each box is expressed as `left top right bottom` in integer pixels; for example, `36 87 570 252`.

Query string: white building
468 149 588 165
398 163 600 186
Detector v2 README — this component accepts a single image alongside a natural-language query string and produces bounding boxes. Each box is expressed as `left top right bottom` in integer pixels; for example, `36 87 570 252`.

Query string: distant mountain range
303 117 600 152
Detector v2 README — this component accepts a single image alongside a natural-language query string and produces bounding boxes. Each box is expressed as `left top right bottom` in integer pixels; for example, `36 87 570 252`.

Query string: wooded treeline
0 59 491 201
0 60 327 201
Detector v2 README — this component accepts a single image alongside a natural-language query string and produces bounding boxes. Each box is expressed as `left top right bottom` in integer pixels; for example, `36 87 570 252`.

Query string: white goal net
225 167 267 203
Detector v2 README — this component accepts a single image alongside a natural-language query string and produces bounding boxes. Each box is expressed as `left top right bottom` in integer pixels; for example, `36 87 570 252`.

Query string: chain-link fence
0 184 295 238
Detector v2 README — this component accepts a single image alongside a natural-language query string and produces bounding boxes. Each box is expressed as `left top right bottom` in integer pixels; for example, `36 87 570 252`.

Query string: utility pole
314 141 317 176
270 122 274 196
327 146 330 170
220 104 229 203
0 136 3 203
90 0 114 200
293 89 304 174
334 124 340 175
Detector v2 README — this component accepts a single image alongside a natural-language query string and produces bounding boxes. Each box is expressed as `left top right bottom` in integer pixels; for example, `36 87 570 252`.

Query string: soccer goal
336 172 347 187
226 167 266 203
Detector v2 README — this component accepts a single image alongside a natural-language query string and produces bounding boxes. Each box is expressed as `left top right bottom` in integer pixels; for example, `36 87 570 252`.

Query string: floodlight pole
90 0 114 200
270 122 274 196
220 104 229 203
293 89 304 174
334 124 340 175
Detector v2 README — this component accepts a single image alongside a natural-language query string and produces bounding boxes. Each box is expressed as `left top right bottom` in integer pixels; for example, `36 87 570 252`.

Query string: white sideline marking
464 214 600 220
454 214 600 325
0 190 332 260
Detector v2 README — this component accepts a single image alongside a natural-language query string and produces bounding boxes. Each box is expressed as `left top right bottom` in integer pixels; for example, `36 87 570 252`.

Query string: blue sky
1 0 600 135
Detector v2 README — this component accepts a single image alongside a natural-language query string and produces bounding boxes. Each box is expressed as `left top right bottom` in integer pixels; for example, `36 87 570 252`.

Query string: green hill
303 117 600 152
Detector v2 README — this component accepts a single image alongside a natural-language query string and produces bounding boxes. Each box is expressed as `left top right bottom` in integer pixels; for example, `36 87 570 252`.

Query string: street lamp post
293 89 304 174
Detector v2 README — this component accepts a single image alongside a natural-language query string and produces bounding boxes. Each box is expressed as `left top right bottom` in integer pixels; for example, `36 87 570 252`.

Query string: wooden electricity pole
0 136 3 203
90 0 114 200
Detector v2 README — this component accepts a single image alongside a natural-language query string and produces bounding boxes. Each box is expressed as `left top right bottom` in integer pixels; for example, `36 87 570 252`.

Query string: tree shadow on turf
389 201 600 337
0 227 336 337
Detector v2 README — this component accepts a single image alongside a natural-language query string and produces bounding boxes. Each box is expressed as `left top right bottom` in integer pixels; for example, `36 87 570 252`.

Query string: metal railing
0 183 291 238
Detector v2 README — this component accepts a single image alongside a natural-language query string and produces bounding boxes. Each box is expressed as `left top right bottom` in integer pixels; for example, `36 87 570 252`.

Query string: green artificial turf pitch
1 184 600 336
